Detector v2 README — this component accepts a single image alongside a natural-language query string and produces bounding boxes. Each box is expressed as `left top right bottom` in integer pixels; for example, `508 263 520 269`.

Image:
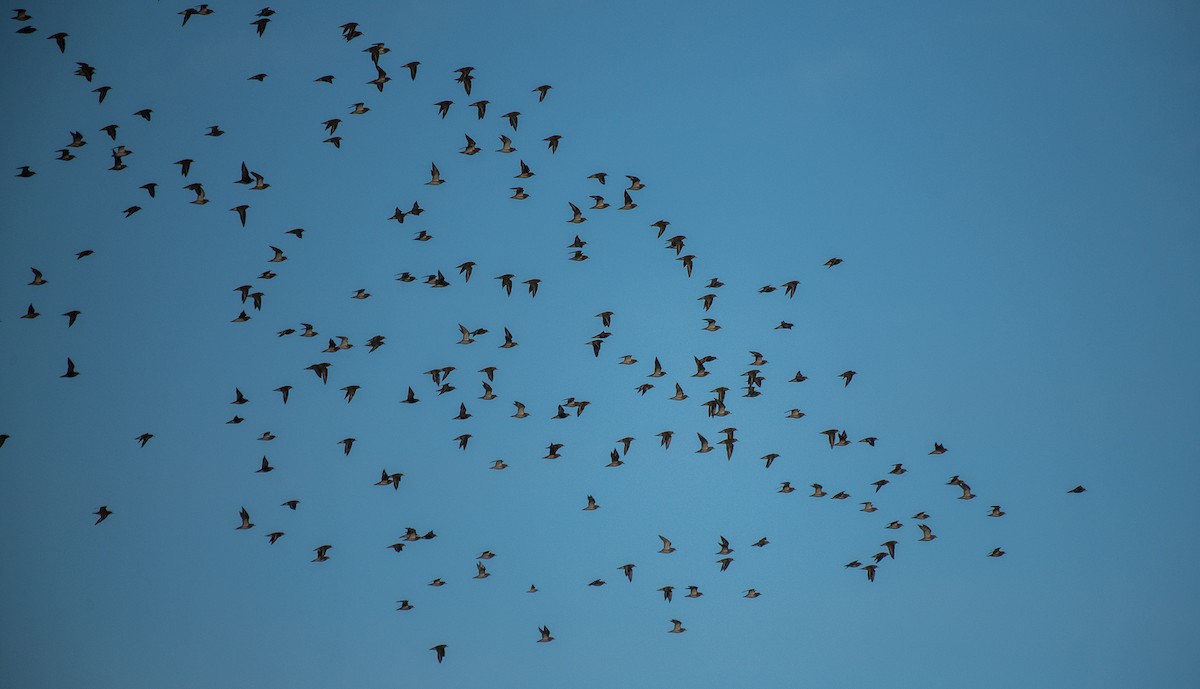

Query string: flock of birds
6 4 1088 665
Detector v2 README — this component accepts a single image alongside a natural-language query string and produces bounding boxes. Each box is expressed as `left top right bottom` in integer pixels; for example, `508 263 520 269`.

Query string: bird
627 175 646 190
567 202 587 223
717 557 734 572
825 257 844 268
63 310 81 327
863 564 878 582
474 562 490 579
930 442 948 455
545 135 561 153
427 163 444 185
281 500 299 510
502 111 520 130
537 626 554 643
918 524 937 541
669 619 686 634
582 495 599 510
313 546 333 562
779 482 795 493
430 644 447 663
236 507 254 530
588 579 606 587
338 438 356 455
658 586 674 603
1068 485 1087 494
275 386 292 404
745 589 762 598
533 84 552 101
62 358 79 378
685 585 703 598
135 433 154 448
658 535 676 554
810 484 827 497
657 431 675 449
256 457 274 473
267 532 284 544
435 100 453 118
93 506 112 524
619 564 635 582
839 370 857 386
989 547 1006 557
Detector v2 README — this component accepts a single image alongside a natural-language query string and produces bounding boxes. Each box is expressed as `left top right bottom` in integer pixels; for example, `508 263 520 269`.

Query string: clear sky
2 1 1198 687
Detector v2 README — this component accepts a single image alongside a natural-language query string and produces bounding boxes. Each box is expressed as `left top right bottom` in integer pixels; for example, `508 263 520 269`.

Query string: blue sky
2 1 1199 687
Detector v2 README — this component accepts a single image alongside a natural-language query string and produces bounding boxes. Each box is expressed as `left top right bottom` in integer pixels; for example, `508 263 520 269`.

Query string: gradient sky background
2 1 1199 687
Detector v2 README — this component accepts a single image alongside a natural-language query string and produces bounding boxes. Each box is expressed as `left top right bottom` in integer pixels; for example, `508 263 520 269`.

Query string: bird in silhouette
93 506 112 524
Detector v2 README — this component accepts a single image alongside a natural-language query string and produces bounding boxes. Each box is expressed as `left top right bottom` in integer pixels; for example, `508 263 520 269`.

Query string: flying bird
236 507 254 530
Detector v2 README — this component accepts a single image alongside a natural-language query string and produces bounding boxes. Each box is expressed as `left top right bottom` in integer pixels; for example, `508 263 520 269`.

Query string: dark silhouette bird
93 506 112 524
839 370 857 386
236 507 254 530
930 442 948 455
313 545 332 562
1068 485 1087 494
431 644 447 663
533 84 552 101
62 357 79 378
